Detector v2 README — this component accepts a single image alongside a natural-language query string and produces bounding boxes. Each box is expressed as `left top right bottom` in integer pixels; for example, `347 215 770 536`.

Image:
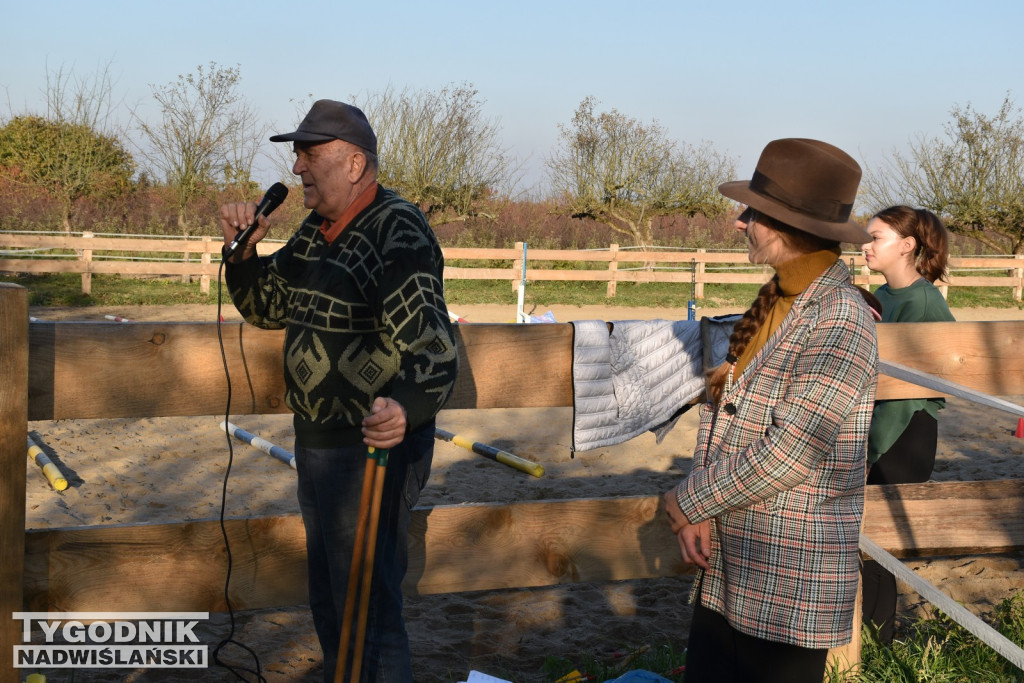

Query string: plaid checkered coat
676 260 878 649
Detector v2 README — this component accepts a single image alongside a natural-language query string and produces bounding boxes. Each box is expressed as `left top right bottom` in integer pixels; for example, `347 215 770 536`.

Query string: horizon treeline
2 63 1021 255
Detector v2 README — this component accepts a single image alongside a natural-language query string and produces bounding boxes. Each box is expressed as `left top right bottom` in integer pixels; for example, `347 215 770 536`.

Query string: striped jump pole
448 310 469 323
103 314 133 322
434 428 544 478
220 421 296 469
27 436 68 491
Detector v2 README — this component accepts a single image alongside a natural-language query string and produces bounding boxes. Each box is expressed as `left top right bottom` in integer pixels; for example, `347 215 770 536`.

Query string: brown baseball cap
269 99 377 154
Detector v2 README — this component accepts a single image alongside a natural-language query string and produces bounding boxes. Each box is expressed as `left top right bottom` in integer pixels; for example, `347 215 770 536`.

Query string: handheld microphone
223 182 289 259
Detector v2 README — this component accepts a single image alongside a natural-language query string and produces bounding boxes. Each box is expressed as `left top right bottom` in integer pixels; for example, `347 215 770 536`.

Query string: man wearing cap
219 99 458 681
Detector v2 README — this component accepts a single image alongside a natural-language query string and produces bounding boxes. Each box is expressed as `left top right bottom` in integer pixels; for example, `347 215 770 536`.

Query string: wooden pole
695 248 706 299
351 449 388 682
81 230 93 295
335 451 379 683
1014 254 1023 303
606 243 619 298
0 284 28 683
200 236 212 295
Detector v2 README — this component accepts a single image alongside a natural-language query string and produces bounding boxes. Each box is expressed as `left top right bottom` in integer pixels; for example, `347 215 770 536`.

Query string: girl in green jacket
861 205 955 643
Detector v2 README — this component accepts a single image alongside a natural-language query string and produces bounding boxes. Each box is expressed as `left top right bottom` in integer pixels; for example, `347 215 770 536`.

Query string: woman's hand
663 489 712 570
679 519 712 570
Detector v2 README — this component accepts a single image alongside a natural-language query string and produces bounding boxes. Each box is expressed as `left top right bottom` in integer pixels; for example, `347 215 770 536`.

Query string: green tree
546 97 734 249
355 83 520 225
0 63 134 232
862 92 1024 254
134 62 266 235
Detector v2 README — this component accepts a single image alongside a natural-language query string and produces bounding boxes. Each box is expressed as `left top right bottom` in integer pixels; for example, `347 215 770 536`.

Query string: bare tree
547 97 734 249
0 61 134 232
862 92 1024 254
355 84 520 225
133 62 267 235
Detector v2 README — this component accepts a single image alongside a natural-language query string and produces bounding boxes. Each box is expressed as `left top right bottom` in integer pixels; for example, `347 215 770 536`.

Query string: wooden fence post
606 244 619 298
201 236 212 295
81 230 93 295
696 249 706 299
1014 254 1023 303
0 283 28 682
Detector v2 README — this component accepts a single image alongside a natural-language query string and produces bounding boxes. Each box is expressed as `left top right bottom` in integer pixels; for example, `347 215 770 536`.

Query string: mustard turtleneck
732 247 840 380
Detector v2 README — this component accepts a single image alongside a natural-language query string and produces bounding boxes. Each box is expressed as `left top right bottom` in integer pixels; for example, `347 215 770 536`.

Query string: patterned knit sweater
226 186 458 448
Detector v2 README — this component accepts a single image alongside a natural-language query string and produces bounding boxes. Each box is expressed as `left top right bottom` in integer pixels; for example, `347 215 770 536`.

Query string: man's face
291 140 363 221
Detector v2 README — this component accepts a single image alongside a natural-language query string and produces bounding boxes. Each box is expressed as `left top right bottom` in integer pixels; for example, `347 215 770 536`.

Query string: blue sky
2 0 1022 195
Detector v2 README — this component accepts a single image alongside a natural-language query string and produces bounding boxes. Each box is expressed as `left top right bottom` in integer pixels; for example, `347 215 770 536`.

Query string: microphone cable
212 256 267 683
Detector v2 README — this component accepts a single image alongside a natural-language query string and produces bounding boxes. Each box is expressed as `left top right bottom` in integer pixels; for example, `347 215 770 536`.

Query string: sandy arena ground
19 302 1024 682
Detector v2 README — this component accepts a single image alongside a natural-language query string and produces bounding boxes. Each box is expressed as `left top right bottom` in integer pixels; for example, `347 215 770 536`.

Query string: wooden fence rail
2 233 1022 301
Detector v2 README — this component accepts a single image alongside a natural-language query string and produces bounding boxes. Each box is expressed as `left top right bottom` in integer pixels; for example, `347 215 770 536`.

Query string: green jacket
868 279 955 463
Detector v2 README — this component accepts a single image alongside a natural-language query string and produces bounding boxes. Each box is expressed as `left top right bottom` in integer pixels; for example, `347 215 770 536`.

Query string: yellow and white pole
434 428 544 478
27 436 68 491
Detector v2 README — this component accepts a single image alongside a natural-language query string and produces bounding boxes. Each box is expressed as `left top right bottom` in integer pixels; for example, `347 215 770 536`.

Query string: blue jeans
295 420 434 683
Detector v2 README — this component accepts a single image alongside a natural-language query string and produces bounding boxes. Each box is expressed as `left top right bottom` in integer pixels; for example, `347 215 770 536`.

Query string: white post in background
516 241 528 323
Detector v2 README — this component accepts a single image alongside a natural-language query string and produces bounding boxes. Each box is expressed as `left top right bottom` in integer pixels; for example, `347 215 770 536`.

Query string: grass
0 272 225 307
459 590 1024 681
487 592 1024 682
5 271 1021 313
839 591 1024 682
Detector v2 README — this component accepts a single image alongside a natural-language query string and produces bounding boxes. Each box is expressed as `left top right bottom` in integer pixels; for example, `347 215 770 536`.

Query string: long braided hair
706 210 841 406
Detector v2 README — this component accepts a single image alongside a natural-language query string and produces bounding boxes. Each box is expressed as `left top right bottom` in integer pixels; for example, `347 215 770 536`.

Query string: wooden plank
0 285 28 683
863 480 1024 557
23 516 309 612
22 497 688 612
28 322 289 420
407 496 686 594
447 323 573 409
0 235 217 253
876 321 1024 399
25 320 1023 420
22 480 1024 613
26 322 574 420
440 267 518 280
946 275 1022 288
21 317 1021 415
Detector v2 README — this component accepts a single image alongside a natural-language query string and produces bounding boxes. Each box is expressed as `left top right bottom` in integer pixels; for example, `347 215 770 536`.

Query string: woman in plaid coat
664 139 879 683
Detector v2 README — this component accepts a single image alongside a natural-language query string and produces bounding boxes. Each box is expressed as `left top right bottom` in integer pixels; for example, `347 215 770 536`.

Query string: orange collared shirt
319 182 379 244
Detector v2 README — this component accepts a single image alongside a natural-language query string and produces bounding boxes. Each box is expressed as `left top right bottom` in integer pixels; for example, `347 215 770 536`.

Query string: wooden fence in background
1 232 1023 301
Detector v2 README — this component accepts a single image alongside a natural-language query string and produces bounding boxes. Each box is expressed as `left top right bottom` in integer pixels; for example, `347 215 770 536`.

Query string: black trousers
683 605 828 683
862 409 938 643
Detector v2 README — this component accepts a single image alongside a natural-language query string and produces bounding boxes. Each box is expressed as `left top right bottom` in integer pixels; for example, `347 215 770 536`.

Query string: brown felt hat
269 99 377 154
718 138 869 244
